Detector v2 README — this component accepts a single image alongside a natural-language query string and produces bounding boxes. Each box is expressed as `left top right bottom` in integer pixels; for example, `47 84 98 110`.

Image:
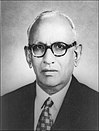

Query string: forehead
30 15 75 44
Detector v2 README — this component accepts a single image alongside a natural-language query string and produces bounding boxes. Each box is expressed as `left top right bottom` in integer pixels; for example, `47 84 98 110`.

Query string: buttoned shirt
34 77 72 130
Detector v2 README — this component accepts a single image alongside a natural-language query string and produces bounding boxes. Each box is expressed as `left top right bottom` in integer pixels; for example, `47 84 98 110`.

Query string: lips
41 69 58 72
41 69 58 76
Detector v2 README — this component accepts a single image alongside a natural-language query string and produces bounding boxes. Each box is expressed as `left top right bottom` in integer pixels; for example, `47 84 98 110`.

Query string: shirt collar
36 77 72 111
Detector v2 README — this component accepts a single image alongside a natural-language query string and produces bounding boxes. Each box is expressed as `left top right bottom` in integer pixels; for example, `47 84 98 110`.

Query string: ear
74 44 82 67
24 46 32 68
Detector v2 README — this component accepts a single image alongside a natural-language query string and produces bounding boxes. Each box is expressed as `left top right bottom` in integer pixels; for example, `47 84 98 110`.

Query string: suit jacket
1 75 98 130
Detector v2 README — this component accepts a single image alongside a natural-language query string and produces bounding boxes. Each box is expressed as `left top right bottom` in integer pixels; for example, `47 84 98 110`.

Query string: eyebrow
32 41 68 45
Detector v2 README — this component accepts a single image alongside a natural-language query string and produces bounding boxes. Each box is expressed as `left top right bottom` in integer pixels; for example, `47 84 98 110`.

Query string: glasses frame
28 41 77 58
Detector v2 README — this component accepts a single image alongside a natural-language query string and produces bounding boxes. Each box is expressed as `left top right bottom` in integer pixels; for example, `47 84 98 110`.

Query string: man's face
30 16 76 94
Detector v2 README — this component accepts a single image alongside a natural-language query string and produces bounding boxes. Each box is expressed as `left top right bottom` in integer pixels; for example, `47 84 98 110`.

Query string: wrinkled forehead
29 14 76 44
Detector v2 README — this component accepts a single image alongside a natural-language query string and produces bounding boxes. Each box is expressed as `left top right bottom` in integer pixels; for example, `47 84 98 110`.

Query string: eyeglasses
29 41 77 58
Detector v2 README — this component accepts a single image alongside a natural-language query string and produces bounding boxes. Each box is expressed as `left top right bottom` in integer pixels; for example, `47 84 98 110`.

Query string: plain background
1 1 98 95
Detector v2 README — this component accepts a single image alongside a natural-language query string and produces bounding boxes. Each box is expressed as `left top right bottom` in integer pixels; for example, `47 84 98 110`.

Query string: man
1 11 98 130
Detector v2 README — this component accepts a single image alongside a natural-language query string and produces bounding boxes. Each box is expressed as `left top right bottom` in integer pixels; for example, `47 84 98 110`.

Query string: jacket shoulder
2 81 36 102
72 75 98 96
1 81 36 130
70 76 98 107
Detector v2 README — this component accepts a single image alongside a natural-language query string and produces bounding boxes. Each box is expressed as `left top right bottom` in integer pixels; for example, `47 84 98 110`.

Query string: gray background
1 1 98 95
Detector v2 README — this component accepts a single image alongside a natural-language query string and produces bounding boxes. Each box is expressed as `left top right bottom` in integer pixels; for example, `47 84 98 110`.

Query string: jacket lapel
52 76 81 130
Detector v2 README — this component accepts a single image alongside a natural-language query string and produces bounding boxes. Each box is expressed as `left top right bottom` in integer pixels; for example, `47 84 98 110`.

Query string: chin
40 77 60 87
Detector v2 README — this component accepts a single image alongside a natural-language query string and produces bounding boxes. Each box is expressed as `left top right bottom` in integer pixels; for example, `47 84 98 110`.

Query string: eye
53 42 66 50
33 44 45 51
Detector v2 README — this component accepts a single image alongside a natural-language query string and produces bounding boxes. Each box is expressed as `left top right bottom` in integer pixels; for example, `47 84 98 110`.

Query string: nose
43 48 55 65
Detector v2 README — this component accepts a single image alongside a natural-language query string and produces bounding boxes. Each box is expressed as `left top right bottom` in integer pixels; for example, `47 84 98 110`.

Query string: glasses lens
32 44 45 57
52 42 66 56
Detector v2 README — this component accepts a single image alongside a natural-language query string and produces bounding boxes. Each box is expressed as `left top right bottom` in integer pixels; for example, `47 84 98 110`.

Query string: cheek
58 51 74 77
31 58 42 74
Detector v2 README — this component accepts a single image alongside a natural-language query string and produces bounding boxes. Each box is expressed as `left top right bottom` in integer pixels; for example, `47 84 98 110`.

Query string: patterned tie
36 97 54 131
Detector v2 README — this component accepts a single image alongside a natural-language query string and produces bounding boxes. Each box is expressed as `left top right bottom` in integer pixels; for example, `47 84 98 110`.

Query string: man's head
24 11 82 95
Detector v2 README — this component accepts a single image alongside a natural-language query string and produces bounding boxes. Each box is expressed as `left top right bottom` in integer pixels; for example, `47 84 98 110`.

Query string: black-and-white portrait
0 1 98 130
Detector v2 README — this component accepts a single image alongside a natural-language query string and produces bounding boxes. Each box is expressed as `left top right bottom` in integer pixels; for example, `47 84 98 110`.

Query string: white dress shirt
34 77 72 130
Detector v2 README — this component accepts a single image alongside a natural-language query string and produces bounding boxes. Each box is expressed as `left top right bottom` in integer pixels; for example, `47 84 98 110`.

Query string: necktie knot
41 97 54 109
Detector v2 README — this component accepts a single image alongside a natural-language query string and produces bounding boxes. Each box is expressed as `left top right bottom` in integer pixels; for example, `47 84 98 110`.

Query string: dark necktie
36 97 54 131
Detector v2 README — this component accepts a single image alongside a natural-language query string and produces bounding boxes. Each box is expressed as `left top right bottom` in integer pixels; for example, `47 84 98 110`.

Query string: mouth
41 69 58 76
41 69 58 72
